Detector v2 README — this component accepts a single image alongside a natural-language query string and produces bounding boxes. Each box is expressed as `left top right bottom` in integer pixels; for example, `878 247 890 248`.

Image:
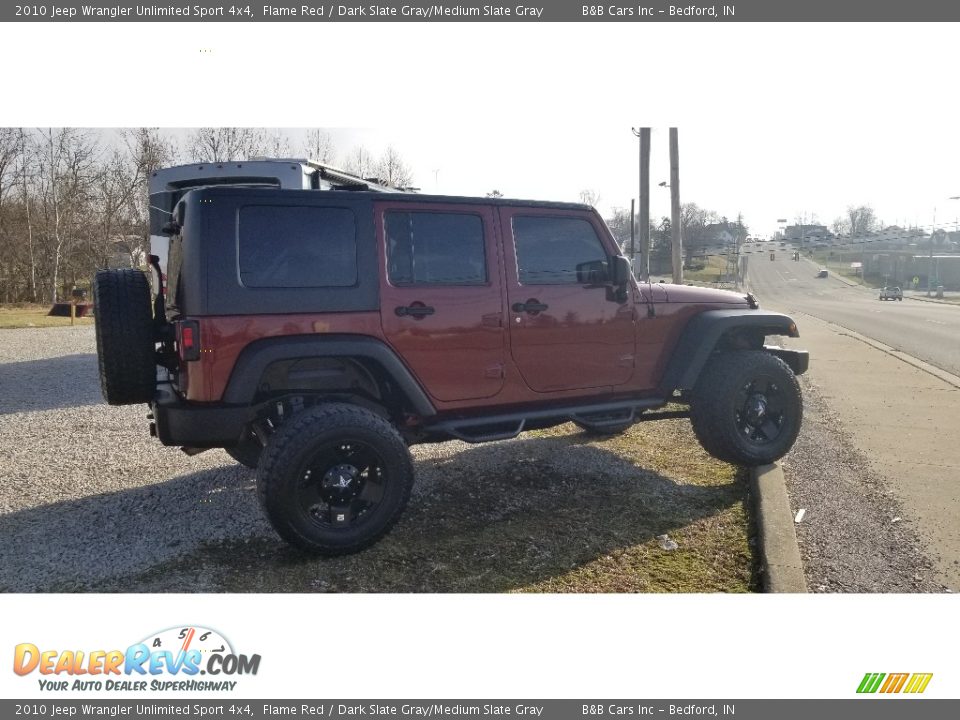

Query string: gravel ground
0 325 750 593
781 377 947 592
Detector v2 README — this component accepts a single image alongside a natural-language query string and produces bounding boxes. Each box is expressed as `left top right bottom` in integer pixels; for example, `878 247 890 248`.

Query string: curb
750 463 807 593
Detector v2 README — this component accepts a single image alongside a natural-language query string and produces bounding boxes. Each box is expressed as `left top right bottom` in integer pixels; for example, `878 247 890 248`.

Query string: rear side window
385 211 486 286
239 205 357 288
512 216 608 285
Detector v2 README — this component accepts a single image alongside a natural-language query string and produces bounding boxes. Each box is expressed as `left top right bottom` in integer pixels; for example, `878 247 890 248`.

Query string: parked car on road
880 286 903 301
816 269 828 278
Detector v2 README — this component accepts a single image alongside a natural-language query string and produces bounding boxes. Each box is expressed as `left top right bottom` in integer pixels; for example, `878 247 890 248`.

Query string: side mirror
611 255 632 286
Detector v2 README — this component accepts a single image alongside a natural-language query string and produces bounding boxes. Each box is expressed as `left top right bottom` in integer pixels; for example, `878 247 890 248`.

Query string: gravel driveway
0 326 266 591
0 326 750 593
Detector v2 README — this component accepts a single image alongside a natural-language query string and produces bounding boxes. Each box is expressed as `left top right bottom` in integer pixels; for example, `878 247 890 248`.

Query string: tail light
177 320 201 361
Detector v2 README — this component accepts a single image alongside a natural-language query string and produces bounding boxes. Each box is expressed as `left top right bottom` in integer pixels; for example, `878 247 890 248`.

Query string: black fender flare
222 334 436 417
658 310 801 394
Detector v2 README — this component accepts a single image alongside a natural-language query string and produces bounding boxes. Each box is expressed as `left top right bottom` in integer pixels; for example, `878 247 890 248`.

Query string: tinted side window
512 216 608 285
239 206 357 288
385 211 486 286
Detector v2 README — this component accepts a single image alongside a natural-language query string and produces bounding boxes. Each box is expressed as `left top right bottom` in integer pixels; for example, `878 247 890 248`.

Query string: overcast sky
319 123 960 237
6 23 960 239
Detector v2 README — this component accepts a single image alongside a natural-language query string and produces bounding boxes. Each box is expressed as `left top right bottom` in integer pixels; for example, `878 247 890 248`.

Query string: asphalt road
746 253 960 377
744 249 960 591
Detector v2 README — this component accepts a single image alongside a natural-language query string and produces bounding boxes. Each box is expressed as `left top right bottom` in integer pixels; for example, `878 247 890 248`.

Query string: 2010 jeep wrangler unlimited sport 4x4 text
93 163 807 555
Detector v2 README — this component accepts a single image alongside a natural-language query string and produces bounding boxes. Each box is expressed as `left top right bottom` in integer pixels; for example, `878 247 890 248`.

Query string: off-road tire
257 403 414 555
92 268 156 406
690 351 802 466
225 435 263 469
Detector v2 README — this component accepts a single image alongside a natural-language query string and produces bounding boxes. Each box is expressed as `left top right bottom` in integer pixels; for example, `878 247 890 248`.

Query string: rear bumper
764 346 809 376
151 383 250 447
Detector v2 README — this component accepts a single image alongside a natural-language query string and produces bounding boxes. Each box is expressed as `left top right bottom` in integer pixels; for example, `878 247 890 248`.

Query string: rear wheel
690 351 802 466
92 269 156 405
257 403 414 555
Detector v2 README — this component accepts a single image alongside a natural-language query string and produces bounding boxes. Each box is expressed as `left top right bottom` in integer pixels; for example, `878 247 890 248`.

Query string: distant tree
579 189 600 207
120 128 175 257
651 216 673 274
343 145 374 179
187 128 266 162
486 189 503 198
680 202 718 265
605 207 634 252
34 128 100 302
373 146 413 188
264 130 294 158
846 205 877 237
303 129 335 163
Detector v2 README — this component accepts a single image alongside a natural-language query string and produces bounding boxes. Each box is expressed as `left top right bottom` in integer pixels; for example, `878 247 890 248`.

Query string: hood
648 283 752 306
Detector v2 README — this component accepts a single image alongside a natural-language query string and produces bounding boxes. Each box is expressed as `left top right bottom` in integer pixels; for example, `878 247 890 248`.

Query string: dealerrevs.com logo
13 626 261 692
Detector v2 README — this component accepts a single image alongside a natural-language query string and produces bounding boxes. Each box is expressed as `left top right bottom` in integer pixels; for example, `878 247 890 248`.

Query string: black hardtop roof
184 185 594 213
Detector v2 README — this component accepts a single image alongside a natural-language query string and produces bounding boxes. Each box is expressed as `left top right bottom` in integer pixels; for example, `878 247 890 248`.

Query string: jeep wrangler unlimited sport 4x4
94 174 807 555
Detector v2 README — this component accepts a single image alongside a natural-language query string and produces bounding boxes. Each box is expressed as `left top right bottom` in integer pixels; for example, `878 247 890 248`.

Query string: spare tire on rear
93 268 157 405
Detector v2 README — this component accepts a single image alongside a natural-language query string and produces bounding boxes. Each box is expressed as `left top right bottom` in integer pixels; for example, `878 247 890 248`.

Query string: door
500 208 636 393
378 203 505 402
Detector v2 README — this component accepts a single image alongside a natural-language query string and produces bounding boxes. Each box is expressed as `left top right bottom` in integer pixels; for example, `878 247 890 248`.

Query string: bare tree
120 127 175 258
34 128 100 302
264 130 294 159
846 204 877 238
579 189 600 207
374 146 413 188
680 202 718 264
486 189 504 198
605 207 633 251
303 129 335 163
343 145 374 179
0 129 23 301
187 128 266 162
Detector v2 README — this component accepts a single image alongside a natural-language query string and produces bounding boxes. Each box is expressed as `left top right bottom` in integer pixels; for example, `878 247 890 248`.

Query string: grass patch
86 417 757 594
683 254 734 285
0 304 94 329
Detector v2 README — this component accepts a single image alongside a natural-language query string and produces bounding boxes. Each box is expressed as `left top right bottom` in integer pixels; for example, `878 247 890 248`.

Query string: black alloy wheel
257 403 414 555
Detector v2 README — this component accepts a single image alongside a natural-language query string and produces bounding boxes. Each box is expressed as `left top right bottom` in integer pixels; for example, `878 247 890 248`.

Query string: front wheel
257 403 414 555
690 351 803 466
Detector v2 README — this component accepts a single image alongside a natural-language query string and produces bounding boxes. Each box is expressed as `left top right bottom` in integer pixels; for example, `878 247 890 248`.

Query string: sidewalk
777 310 960 590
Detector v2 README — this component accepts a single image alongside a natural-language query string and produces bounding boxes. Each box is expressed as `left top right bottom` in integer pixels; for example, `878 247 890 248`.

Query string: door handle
511 299 549 314
395 304 435 318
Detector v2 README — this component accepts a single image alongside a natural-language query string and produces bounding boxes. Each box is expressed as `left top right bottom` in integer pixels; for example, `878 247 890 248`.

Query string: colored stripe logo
857 672 933 694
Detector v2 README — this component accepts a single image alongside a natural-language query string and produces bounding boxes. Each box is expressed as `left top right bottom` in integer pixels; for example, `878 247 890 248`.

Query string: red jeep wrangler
94 177 807 555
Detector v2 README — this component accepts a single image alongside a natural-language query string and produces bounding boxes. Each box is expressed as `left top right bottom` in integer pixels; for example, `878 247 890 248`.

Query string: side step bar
428 398 670 444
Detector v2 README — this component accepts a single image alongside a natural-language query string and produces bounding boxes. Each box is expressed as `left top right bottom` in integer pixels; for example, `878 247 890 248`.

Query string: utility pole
669 128 682 284
629 198 635 268
928 207 936 297
631 127 651 280
736 213 744 289
639 128 650 280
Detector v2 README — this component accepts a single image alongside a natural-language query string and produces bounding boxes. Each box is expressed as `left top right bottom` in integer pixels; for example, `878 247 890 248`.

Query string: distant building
784 224 833 243
700 223 737 246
